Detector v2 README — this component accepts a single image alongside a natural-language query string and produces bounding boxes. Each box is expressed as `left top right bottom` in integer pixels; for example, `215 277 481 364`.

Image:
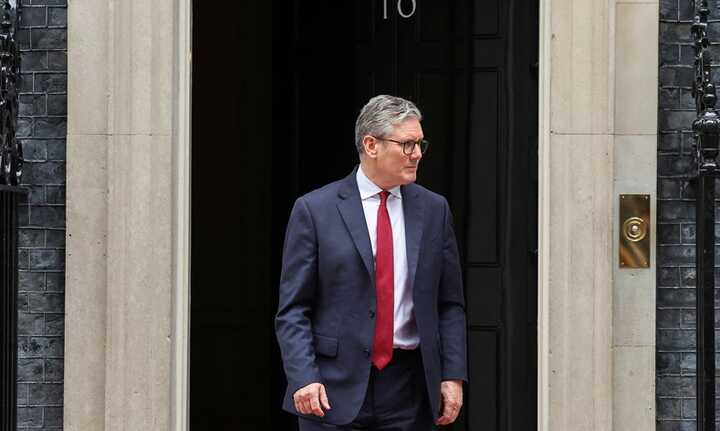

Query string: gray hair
354 95 422 154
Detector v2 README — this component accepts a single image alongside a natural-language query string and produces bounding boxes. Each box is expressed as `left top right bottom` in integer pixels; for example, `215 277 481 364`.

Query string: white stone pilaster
539 0 657 429
65 0 190 429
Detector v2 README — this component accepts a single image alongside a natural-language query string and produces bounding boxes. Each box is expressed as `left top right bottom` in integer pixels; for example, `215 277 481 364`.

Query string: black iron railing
0 187 21 431
691 1 720 430
0 0 21 429
0 0 22 186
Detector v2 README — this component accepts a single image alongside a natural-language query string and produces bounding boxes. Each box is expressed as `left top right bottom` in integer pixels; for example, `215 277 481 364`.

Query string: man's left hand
436 379 463 426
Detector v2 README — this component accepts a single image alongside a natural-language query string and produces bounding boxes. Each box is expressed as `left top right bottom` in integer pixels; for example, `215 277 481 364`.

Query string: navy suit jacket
275 167 467 425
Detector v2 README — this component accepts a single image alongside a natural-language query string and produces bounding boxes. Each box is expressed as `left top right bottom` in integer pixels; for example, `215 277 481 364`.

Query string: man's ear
363 135 378 158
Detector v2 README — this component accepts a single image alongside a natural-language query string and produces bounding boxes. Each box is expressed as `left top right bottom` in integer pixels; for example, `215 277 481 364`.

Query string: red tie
372 190 394 370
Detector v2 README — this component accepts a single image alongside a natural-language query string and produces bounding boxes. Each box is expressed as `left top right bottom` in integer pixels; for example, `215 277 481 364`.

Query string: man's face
373 117 424 187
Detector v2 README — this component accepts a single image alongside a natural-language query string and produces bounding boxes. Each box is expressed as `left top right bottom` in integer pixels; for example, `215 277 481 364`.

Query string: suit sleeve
275 196 322 395
438 197 468 382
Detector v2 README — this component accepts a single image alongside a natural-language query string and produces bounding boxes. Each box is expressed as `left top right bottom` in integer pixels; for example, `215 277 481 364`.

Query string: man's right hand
293 382 332 417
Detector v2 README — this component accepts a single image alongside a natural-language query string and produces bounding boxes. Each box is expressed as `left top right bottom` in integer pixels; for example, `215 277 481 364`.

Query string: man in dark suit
275 95 467 430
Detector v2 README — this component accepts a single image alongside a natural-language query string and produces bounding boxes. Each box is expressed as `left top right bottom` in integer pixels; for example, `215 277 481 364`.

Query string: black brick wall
656 0 720 430
15 0 66 429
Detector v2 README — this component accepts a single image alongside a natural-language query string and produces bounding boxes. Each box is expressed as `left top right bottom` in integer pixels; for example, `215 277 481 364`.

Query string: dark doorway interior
191 1 538 430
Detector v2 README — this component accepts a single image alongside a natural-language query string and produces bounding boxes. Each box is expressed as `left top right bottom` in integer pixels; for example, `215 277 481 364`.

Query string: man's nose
409 143 422 160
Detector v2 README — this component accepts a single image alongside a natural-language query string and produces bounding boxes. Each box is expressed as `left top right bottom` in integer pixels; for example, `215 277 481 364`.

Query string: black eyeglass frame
374 136 430 155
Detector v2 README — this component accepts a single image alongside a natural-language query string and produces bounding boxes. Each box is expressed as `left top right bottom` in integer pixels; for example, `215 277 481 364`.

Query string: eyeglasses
375 136 430 155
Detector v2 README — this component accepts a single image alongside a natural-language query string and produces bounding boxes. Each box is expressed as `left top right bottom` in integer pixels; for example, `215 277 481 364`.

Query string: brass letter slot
619 194 650 268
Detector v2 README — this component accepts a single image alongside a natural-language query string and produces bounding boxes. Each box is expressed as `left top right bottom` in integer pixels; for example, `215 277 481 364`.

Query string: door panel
466 267 502 326
467 70 500 263
469 331 499 429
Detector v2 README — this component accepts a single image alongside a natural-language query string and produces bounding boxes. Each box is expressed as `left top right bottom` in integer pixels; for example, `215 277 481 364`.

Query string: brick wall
15 0 67 429
656 0 718 429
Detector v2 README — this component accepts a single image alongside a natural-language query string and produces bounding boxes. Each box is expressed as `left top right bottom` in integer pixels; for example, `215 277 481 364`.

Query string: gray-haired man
276 95 468 430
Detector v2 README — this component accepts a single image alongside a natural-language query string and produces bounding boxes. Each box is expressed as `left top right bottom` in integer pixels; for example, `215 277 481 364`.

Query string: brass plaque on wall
619 194 650 268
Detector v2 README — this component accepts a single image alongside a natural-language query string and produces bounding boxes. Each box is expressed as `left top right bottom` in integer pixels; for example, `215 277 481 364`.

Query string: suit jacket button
363 348 370 357
369 310 375 318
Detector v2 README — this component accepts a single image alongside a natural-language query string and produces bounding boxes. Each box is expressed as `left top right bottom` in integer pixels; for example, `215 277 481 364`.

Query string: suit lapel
402 183 424 288
337 168 375 282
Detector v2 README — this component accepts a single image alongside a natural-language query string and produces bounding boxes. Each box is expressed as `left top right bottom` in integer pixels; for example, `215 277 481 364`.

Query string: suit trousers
297 349 436 431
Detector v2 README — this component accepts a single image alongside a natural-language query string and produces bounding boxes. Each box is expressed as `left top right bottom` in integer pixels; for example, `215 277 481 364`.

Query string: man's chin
401 172 417 184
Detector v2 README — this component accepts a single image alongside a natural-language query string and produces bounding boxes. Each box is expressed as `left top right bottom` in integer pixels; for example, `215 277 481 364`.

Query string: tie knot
379 190 390 203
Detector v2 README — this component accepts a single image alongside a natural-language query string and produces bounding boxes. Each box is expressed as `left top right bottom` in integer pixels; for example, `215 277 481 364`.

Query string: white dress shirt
356 166 419 349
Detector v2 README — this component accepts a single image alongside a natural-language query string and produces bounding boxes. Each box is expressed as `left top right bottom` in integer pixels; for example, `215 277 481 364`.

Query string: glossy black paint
0 0 21 186
690 1 719 429
0 1 22 423
0 187 23 431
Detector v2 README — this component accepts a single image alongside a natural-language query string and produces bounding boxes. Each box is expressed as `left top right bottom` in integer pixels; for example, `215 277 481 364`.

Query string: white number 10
383 0 417 19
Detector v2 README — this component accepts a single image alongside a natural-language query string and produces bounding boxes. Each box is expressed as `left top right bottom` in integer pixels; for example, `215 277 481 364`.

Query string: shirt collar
356 165 402 200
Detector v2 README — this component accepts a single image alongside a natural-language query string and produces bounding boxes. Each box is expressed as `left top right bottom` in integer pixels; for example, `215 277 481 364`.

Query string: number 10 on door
384 0 417 19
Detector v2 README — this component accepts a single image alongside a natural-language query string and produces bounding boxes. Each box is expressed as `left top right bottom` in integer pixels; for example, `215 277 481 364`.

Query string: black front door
191 1 537 429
